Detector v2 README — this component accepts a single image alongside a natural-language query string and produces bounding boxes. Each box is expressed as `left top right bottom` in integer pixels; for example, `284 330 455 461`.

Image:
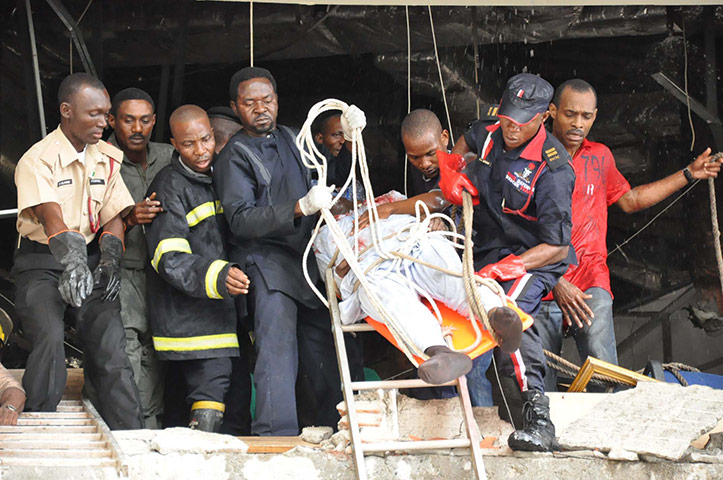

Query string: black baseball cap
497 73 553 126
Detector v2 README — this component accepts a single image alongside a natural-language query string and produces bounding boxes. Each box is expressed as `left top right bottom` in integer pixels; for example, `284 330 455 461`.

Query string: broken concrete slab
557 382 723 460
114 427 248 455
301 426 334 444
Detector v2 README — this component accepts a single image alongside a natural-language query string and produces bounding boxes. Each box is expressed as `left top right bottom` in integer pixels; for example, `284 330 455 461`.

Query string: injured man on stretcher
313 190 523 385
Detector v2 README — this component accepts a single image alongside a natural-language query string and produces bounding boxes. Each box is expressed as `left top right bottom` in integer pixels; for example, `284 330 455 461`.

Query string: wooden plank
8 369 84 399
19 412 91 419
1 440 109 450
0 425 97 433
0 448 112 458
16 418 93 426
0 433 102 441
56 405 85 412
0 457 117 468
240 436 316 454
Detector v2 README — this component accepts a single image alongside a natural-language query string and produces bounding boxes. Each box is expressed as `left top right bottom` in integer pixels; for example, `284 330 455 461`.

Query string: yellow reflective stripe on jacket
205 259 228 299
152 333 240 352
186 200 224 227
151 238 192 272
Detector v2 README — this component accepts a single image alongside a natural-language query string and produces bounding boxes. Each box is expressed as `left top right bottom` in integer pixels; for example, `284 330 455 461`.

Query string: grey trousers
119 267 165 428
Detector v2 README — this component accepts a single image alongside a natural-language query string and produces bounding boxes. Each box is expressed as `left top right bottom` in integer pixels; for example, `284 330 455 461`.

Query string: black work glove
93 233 123 302
48 231 93 308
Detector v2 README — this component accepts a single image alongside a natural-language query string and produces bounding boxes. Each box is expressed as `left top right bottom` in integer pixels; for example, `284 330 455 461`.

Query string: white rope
249 1 254 67
427 6 454 144
297 100 500 365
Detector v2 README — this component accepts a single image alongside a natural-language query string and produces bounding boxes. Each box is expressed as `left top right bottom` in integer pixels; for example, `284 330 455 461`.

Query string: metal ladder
325 269 487 480
0 370 129 476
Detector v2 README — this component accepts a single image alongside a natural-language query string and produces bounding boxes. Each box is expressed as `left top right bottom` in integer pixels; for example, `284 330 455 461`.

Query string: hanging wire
403 6 411 198
683 21 695 151
427 6 454 144
249 0 254 66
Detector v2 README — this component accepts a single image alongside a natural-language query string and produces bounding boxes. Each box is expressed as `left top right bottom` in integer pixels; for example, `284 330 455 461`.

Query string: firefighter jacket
144 153 240 361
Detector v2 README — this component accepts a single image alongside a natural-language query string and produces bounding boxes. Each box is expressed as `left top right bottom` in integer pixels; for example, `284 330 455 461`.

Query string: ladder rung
362 438 471 453
351 379 457 390
341 323 376 332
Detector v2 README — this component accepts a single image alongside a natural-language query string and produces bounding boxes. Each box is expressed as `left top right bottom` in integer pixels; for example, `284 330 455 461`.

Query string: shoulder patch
543 145 567 171
96 140 124 163
479 104 500 122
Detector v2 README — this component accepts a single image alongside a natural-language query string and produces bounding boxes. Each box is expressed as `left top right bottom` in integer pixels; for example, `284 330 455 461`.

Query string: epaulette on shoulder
542 142 568 171
96 140 124 163
480 104 499 122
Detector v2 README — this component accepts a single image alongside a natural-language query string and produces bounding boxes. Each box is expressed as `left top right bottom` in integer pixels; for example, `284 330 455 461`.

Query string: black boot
189 408 224 433
507 391 559 452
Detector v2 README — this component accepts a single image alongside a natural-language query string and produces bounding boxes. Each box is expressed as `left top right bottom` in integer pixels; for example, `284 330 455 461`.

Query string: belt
16 237 51 255
16 235 100 256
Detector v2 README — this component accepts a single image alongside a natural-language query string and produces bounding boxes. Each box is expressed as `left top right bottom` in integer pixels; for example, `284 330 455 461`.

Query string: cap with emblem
497 73 553 126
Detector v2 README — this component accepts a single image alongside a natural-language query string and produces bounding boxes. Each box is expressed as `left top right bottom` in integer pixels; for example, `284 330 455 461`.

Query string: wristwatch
683 166 695 184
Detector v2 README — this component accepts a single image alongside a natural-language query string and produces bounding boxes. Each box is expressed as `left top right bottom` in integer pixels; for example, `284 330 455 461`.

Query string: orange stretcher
364 299 534 365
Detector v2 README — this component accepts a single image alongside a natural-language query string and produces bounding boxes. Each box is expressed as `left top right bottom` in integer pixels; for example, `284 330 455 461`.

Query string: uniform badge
57 179 72 187
545 147 560 162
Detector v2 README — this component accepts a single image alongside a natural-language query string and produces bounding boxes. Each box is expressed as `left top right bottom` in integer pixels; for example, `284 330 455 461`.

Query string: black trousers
494 274 548 394
220 304 252 435
245 262 342 435
13 249 144 430
177 356 232 406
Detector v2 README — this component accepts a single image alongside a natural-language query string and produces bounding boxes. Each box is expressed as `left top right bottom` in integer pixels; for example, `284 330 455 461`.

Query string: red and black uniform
145 153 240 413
463 119 575 393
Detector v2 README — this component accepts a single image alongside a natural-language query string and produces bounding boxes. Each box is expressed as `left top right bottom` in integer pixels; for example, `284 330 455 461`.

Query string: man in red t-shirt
539 79 721 391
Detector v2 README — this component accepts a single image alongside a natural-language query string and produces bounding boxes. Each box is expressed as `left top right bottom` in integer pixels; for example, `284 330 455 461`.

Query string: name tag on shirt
57 179 72 187
89 178 105 186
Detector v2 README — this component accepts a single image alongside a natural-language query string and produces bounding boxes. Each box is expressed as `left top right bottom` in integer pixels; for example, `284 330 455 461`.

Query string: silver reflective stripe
234 140 272 184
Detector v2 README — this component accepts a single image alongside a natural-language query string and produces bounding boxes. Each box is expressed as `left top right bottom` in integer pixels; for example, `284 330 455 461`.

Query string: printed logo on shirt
89 178 106 186
505 172 533 195
57 179 72 187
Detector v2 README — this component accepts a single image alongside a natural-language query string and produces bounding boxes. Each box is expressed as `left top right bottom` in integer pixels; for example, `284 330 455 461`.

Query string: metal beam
25 0 46 138
44 0 97 77
651 72 723 150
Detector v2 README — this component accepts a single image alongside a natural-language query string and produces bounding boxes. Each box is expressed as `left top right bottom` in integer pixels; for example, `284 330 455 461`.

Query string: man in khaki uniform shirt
13 73 143 429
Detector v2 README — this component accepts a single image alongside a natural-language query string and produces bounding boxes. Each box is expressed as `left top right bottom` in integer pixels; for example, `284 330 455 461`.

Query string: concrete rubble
4 383 723 479
557 382 723 461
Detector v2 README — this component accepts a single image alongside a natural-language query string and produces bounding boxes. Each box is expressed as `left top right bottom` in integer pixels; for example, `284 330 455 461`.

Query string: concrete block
301 426 334 444
557 382 723 461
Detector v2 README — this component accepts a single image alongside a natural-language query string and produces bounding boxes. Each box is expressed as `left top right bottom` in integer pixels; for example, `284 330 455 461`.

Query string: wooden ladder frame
325 268 487 480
